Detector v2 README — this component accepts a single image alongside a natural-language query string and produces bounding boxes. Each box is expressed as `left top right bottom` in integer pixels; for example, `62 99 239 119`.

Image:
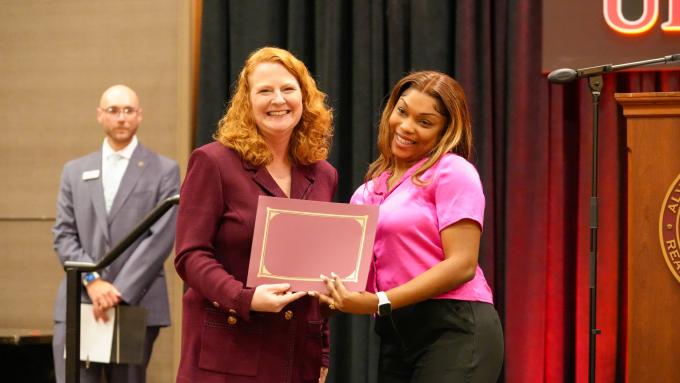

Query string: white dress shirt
102 136 138 213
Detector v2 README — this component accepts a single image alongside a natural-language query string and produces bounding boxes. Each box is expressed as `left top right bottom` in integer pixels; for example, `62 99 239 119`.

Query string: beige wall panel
0 0 193 381
0 0 180 218
0 220 62 329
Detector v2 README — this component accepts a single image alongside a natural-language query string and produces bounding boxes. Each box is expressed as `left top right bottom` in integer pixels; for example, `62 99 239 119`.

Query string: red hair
214 47 333 166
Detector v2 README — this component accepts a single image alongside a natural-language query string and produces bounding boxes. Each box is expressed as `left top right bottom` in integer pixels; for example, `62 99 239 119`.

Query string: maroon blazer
175 142 338 383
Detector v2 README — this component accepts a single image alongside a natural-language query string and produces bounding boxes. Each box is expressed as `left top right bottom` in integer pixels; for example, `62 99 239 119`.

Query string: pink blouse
351 153 494 303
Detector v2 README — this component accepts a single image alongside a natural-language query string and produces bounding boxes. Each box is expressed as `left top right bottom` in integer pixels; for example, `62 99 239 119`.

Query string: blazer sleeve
174 148 256 321
113 159 180 304
52 162 96 265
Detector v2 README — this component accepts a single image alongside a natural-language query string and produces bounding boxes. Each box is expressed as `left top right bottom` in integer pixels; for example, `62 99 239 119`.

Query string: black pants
375 300 504 383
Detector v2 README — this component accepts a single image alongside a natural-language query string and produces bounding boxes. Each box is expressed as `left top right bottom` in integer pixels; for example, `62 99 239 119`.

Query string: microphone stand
547 54 680 383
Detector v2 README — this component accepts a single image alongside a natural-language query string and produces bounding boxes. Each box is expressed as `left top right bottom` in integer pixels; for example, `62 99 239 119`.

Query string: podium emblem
660 173 680 284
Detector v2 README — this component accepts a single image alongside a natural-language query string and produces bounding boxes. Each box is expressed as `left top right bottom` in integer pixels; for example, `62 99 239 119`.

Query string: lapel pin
137 161 144 167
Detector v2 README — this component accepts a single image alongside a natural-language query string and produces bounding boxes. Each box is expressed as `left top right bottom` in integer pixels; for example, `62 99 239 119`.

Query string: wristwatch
82 272 100 286
376 291 392 317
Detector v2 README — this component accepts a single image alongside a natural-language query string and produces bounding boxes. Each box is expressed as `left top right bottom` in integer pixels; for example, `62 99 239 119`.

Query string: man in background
51 84 179 382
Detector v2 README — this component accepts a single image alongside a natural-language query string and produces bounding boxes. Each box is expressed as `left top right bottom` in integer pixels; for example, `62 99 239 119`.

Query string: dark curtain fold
193 1 680 381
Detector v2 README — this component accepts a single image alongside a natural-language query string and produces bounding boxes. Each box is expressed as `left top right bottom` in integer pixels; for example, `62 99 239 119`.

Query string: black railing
62 194 179 383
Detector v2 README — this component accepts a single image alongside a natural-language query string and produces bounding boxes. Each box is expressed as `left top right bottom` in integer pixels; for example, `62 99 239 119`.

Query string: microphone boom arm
548 54 680 83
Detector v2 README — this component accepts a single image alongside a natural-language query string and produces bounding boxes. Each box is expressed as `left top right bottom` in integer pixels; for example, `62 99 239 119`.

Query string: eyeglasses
101 106 139 117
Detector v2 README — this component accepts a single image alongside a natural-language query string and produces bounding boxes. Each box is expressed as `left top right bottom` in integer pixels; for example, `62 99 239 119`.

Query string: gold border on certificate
257 207 369 282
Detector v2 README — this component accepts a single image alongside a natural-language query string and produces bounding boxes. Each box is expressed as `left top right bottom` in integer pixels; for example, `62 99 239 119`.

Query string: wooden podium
615 92 680 382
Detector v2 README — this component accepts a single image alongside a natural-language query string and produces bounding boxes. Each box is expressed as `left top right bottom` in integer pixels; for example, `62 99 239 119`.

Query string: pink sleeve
434 156 485 231
350 183 369 205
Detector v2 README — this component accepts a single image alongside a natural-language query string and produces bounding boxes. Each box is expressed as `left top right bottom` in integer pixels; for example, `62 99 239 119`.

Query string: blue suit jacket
52 143 179 326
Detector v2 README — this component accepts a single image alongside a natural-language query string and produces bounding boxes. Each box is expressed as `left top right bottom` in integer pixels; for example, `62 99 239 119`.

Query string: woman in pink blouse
316 71 503 382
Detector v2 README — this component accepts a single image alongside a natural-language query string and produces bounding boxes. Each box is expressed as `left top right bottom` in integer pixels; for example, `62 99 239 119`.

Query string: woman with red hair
175 47 336 383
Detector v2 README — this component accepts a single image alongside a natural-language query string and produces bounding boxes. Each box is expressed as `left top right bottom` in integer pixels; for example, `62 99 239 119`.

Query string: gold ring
329 303 336 310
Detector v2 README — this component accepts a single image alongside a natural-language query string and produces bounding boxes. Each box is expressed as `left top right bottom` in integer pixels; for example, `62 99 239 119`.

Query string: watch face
378 303 392 317
82 272 99 285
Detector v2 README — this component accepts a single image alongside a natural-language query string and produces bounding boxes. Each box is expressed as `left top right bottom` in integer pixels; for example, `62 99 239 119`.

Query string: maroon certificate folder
247 195 378 292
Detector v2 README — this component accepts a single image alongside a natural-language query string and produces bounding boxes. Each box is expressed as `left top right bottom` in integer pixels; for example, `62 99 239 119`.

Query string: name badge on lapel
82 169 100 181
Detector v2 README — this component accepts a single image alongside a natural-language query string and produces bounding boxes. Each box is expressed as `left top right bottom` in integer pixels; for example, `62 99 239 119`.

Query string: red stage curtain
194 1 680 381
501 9 680 379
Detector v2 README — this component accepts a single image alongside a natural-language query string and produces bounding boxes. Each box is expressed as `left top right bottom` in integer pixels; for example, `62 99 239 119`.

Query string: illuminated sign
543 0 680 72
604 0 680 34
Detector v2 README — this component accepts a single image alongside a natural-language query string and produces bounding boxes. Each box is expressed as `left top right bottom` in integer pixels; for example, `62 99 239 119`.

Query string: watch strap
82 271 101 286
376 291 392 316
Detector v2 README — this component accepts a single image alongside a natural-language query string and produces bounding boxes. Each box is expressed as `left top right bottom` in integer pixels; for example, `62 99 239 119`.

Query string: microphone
666 54 680 63
548 53 680 84
548 68 578 83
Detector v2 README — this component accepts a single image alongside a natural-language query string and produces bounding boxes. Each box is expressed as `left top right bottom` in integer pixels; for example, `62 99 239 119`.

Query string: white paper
79 303 115 363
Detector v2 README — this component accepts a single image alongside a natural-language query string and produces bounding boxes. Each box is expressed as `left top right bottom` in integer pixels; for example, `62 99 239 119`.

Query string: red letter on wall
603 0 658 34
662 0 680 31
